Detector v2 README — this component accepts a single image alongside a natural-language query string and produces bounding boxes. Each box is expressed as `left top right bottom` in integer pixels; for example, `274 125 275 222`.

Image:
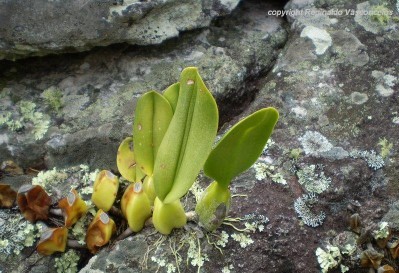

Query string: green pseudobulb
195 181 231 231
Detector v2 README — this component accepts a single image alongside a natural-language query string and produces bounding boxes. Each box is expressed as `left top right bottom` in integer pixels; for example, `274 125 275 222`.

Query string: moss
42 87 63 113
370 5 392 25
290 148 302 160
378 138 393 159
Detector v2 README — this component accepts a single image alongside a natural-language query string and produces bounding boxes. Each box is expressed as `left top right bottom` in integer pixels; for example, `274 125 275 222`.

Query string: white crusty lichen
373 222 390 240
0 100 50 140
0 212 40 255
316 245 341 273
299 131 333 156
189 178 204 202
187 235 209 267
32 165 99 195
372 70 397 97
79 165 99 195
349 149 384 170
54 249 80 273
215 231 229 247
340 264 349 273
32 167 68 193
294 193 326 228
151 256 177 273
253 139 286 184
231 233 254 248
296 164 331 194
300 26 332 55
222 264 234 273
253 162 287 185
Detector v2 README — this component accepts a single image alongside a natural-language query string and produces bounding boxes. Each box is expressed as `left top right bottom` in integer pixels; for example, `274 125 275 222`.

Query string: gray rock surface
0 0 287 171
1 0 399 273
0 0 240 60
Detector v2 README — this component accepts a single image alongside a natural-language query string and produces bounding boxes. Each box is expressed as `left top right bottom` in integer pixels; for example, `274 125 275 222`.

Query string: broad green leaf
133 91 173 176
153 67 218 203
204 107 279 188
116 137 137 182
163 83 179 112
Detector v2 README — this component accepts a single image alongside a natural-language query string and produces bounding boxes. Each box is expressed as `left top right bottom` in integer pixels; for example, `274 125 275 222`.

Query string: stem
67 240 86 249
109 206 123 218
115 227 134 241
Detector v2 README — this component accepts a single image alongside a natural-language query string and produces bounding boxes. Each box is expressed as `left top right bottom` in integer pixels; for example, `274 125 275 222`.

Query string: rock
1 0 399 272
80 235 151 273
382 201 399 231
0 0 240 60
0 0 287 170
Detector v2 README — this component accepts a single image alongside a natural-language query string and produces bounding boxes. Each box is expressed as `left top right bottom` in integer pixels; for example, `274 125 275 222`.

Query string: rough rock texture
0 0 240 60
0 0 287 171
1 0 399 273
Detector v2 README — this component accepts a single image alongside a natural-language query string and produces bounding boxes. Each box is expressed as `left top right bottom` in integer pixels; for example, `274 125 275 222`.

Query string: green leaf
163 83 179 112
204 107 279 188
153 67 218 203
133 91 173 176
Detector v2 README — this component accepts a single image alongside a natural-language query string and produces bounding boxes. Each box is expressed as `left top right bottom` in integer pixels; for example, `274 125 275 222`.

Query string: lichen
290 148 302 160
315 245 341 273
373 222 390 240
231 233 254 248
370 5 393 25
372 70 397 97
42 86 63 113
215 231 229 247
31 165 99 195
222 264 234 273
71 205 96 245
299 131 333 156
0 211 40 255
349 149 385 170
0 100 50 140
300 26 332 55
253 162 287 185
378 138 393 159
32 167 68 194
294 193 326 227
54 249 80 273
296 164 331 194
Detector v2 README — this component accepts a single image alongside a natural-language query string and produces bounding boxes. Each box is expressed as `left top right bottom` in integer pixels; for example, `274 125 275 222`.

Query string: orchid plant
5 67 278 256
117 67 279 234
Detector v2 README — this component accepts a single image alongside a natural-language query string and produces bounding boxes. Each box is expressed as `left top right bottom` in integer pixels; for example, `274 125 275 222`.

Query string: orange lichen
86 209 116 254
0 184 17 208
58 189 88 227
36 227 68 255
17 184 51 222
